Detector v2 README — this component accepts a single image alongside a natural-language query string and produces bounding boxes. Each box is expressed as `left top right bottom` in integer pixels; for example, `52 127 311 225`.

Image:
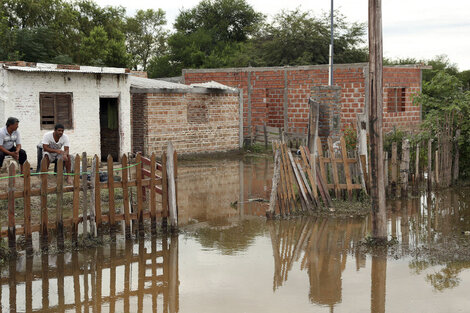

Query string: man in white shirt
0 117 27 172
42 123 71 175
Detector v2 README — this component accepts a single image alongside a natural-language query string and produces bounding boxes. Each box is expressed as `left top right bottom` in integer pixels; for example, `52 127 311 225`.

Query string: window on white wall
40 92 73 129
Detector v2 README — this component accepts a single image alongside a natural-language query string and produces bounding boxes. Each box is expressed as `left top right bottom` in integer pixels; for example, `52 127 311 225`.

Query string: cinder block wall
131 92 239 155
183 64 422 137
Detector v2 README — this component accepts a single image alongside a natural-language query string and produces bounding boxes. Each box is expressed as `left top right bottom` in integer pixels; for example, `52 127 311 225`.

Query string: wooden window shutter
55 94 72 128
40 94 55 129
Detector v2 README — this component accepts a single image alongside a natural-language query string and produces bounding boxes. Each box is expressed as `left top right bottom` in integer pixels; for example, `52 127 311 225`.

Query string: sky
95 0 470 71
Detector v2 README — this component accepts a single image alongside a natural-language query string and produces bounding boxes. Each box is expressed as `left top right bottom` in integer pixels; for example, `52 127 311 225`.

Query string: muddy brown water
1 156 470 312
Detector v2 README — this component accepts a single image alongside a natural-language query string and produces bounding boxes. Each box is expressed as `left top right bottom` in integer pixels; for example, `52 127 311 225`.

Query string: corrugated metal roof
190 81 238 91
130 76 191 89
2 64 127 74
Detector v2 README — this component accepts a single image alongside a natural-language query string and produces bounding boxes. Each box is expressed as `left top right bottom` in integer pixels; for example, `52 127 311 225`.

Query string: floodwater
2 156 470 312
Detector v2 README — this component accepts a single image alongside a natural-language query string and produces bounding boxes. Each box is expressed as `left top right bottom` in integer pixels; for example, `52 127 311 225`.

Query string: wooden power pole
368 0 387 240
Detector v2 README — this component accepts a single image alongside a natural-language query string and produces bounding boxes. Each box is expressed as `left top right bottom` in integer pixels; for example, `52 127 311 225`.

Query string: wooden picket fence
0 144 178 255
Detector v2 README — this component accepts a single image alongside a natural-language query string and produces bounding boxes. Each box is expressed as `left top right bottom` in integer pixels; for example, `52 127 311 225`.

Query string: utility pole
368 0 387 240
328 0 334 86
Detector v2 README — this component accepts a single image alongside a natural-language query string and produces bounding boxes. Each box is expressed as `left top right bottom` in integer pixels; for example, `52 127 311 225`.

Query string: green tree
250 9 367 67
152 0 264 77
126 9 167 70
80 25 109 66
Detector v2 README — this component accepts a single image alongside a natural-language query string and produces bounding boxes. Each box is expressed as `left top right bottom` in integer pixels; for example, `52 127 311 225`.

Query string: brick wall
184 64 423 138
312 86 342 143
131 91 239 155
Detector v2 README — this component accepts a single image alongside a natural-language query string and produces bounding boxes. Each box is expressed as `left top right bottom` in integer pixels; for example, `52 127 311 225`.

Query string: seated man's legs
0 149 6 168
43 151 58 170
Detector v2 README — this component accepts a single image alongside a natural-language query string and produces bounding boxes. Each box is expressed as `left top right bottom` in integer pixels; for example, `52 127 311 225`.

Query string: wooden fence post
81 152 89 238
107 155 116 234
400 139 410 197
263 122 268 149
56 158 64 250
121 154 131 238
384 152 389 191
90 157 97 237
161 151 168 228
72 154 80 244
167 143 178 230
136 153 144 235
150 153 157 234
23 161 32 255
435 149 439 187
94 155 101 235
267 148 281 218
40 157 48 250
8 163 16 253
415 144 420 183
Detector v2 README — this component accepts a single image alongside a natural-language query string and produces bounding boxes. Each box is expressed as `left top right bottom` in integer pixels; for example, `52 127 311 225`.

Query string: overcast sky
95 0 470 71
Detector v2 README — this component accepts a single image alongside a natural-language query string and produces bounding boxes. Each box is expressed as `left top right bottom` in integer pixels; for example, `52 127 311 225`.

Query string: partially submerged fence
0 144 178 255
267 128 460 217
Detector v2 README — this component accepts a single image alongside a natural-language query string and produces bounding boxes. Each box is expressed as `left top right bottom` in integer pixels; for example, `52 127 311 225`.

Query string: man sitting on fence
0 117 27 173
42 123 71 179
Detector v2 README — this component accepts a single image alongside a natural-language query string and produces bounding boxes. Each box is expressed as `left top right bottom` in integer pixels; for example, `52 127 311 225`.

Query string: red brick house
183 63 427 140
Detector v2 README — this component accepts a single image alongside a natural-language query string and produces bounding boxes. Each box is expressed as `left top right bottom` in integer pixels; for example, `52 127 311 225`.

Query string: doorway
100 98 120 161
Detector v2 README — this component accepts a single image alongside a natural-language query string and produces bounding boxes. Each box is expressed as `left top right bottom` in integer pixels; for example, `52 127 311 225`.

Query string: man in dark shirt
0 117 27 172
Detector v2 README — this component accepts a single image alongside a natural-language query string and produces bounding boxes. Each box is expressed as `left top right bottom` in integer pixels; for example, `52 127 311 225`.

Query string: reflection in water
0 235 179 313
2 156 470 313
268 217 368 308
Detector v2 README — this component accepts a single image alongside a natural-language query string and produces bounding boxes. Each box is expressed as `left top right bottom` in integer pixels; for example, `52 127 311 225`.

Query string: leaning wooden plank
23 161 32 255
360 155 369 193
287 150 311 209
8 163 16 253
280 143 297 213
316 137 328 190
161 152 168 228
400 139 410 197
56 158 65 250
316 163 333 208
300 146 318 203
267 148 281 218
340 136 353 200
391 142 398 196
296 159 317 209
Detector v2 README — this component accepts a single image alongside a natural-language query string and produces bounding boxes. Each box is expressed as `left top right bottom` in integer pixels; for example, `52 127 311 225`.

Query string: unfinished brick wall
131 91 239 155
184 64 423 138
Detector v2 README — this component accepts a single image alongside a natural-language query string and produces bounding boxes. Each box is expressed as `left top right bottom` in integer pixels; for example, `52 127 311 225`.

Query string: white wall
0 70 7 125
2 70 131 166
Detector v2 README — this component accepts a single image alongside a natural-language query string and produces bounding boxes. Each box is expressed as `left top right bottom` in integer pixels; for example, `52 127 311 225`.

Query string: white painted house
0 62 131 166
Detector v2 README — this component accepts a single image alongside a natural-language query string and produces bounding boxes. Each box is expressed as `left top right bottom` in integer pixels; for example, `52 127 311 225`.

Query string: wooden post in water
150 153 157 233
368 0 387 240
93 155 101 235
328 137 340 198
400 139 410 197
384 152 389 191
415 144 420 183
427 140 432 191
56 158 65 249
81 152 89 238
107 155 116 234
167 143 178 230
340 136 353 200
40 157 48 250
263 122 268 149
267 148 281 218
136 153 144 235
23 161 32 255
90 157 97 237
72 154 80 244
390 142 397 196
7 163 16 253
161 152 169 228
121 154 131 238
